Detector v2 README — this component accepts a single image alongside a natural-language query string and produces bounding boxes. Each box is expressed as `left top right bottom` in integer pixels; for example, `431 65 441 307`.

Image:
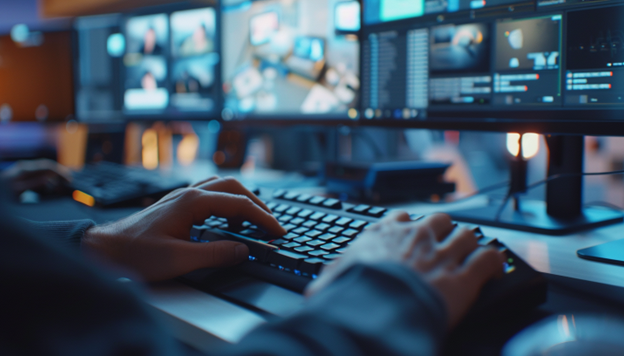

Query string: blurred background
1 0 624 210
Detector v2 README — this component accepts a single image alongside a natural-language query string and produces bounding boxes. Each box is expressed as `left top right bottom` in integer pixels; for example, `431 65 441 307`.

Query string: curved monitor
359 0 624 135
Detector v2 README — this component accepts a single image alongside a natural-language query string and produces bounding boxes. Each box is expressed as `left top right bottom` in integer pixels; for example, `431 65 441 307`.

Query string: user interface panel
361 0 624 121
74 2 221 121
221 0 360 121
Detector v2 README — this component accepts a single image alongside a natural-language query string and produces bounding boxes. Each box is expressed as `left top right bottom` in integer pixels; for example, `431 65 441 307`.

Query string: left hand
1 159 72 196
82 176 286 281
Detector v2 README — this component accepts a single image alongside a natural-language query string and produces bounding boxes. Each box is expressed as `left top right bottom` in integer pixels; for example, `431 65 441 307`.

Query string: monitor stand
449 135 623 236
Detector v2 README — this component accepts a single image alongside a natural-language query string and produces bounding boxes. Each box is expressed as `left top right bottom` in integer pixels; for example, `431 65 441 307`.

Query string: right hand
306 212 505 328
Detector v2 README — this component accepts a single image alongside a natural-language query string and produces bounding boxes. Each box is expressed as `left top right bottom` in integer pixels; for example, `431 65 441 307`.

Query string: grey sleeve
25 219 96 251
218 262 448 356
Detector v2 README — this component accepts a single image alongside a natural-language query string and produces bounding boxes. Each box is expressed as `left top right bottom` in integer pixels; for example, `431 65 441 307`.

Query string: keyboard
71 162 189 207
190 189 547 320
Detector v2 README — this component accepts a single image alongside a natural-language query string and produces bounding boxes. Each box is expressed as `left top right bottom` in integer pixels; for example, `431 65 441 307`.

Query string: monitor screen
360 0 624 127
221 0 360 121
74 2 221 122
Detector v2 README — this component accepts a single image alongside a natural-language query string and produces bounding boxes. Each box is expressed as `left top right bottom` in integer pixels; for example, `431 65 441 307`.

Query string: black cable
496 168 624 219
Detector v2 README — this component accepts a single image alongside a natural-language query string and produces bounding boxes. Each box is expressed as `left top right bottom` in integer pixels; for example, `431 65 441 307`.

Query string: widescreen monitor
221 0 361 122
359 0 624 134
73 1 221 122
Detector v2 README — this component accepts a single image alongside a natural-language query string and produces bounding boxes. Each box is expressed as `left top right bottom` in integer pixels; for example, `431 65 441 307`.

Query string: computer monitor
359 0 624 234
73 1 221 122
221 0 361 123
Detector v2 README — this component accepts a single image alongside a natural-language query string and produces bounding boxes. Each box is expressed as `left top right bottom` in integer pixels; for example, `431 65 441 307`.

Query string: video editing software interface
74 2 221 121
221 0 361 120
361 0 624 121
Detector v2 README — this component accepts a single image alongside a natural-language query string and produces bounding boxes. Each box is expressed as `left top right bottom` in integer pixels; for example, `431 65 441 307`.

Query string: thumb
171 240 250 273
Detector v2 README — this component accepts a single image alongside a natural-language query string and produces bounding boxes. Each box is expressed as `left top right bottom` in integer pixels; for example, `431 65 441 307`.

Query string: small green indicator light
508 258 514 264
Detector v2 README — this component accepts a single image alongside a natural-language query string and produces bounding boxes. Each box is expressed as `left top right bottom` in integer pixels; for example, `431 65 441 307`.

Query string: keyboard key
323 198 342 209
310 212 327 221
328 226 344 234
321 243 341 251
205 220 221 228
270 239 289 246
283 233 299 240
290 218 306 226
349 220 368 230
306 239 325 247
323 253 341 259
274 204 290 213
367 207 387 217
293 227 309 235
342 229 359 238
350 204 370 214
333 236 351 244
283 242 301 248
301 258 325 275
268 250 307 270
305 230 323 238
266 202 278 210
295 246 314 253
281 224 298 232
302 220 317 228
239 229 265 238
477 236 498 246
315 223 331 232
286 207 302 215
283 192 300 200
296 194 312 203
322 215 340 224
278 215 293 223
319 233 337 241
298 209 314 218
273 189 287 198
308 250 328 257
308 196 326 205
294 236 312 243
335 217 353 226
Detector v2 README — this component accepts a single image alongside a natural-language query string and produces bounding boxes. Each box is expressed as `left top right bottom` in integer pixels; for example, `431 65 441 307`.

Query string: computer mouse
502 314 624 356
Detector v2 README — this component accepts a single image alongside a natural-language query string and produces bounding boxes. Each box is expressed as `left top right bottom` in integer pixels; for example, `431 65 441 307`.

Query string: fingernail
235 244 249 261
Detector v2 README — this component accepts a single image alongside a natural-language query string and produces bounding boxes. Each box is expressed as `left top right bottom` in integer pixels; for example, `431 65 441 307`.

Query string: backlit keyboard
190 189 547 319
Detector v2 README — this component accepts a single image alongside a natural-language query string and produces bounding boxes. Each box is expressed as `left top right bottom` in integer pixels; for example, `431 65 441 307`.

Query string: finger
462 247 506 289
383 211 411 223
190 175 220 188
438 228 479 264
188 190 286 236
415 213 455 242
196 177 272 214
169 239 250 274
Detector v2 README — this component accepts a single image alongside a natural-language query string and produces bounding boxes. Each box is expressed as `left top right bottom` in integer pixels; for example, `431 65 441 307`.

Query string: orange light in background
444 131 460 145
72 190 95 207
507 133 540 159
177 133 199 166
142 129 159 170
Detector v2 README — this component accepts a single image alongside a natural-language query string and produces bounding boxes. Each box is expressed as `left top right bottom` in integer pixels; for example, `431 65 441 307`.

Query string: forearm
219 263 447 356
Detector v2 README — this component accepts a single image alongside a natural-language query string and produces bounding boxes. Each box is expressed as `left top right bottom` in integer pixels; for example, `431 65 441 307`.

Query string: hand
1 159 72 196
82 176 286 281
306 212 505 328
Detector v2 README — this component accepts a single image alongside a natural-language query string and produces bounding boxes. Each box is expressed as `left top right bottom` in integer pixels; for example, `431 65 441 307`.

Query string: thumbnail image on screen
364 0 424 25
124 14 170 112
495 16 561 71
170 8 219 112
430 23 490 73
222 0 360 119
